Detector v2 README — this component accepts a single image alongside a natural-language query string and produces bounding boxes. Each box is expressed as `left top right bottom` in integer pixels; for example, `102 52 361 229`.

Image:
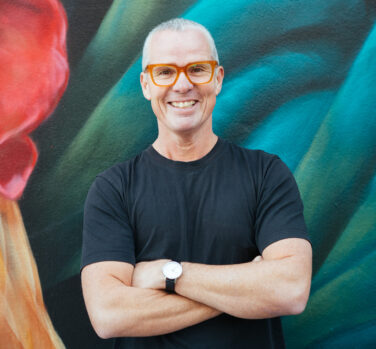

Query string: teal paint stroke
186 0 369 71
309 320 376 348
213 49 341 144
241 90 336 171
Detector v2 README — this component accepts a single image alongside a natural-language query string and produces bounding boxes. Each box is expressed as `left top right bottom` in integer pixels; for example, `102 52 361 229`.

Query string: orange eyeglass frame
145 60 218 87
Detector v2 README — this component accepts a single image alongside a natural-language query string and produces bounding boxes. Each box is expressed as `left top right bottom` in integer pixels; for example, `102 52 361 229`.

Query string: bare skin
132 238 312 319
81 261 221 338
82 238 311 338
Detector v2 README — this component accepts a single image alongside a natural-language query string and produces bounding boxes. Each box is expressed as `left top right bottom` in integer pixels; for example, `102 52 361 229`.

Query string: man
81 18 312 348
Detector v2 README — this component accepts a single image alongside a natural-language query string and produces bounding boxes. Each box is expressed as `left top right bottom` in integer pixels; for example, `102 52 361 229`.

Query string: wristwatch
162 261 182 292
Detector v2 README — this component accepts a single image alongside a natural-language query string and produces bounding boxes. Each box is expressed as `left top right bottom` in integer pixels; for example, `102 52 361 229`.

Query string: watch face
163 261 182 279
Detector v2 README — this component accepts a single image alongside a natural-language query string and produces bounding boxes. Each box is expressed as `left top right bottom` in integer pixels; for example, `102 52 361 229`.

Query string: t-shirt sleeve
81 169 135 271
254 155 310 253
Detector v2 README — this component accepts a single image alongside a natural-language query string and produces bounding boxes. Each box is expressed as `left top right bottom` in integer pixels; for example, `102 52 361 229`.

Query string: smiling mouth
169 100 197 108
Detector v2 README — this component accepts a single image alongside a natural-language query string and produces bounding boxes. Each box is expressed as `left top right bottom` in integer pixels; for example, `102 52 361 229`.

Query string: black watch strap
165 278 176 292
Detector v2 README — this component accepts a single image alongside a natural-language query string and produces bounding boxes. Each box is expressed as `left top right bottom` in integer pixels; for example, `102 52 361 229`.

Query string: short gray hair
142 18 219 71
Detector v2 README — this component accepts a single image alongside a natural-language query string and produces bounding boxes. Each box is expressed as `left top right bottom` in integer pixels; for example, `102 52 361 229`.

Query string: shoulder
96 149 149 187
221 138 275 158
220 140 298 194
221 139 281 173
88 149 150 202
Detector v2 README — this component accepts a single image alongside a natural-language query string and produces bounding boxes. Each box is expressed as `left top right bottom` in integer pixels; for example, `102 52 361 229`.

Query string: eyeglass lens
152 63 213 85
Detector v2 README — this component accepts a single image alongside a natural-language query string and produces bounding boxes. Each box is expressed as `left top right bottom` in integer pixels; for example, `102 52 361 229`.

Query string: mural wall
1 0 375 348
0 0 68 347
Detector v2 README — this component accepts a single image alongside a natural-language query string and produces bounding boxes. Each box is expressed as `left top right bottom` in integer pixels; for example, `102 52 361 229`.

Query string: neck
153 130 218 162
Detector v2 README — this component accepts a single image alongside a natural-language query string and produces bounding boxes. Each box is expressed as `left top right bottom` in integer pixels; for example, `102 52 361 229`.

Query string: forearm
87 277 220 338
175 255 311 319
126 239 311 321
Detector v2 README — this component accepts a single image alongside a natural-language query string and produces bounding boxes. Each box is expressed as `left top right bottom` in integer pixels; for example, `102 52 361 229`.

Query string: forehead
148 29 212 65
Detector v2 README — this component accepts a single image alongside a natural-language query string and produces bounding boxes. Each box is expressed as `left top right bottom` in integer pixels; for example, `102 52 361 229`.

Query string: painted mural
0 0 69 347
0 0 375 348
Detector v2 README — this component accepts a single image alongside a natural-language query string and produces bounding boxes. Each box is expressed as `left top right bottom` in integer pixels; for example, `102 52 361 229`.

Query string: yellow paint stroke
0 196 65 349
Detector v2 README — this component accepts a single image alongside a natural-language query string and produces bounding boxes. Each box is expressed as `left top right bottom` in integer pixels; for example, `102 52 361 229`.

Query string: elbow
95 326 112 340
90 312 115 339
94 319 120 340
286 295 308 315
89 310 135 339
284 280 311 315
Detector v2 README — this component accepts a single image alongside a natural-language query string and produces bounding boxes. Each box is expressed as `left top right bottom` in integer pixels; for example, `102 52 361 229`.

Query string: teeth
171 101 196 108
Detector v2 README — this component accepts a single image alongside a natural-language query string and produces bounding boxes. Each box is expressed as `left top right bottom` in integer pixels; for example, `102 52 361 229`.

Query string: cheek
150 97 167 118
150 100 161 116
150 88 168 106
203 90 217 108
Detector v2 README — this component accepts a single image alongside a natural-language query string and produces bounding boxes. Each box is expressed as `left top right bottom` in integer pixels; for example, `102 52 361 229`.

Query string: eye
193 66 204 72
154 67 175 77
190 65 204 72
188 64 210 74
160 69 172 75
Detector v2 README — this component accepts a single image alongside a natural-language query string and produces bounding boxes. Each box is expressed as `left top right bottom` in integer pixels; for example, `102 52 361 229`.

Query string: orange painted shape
0 196 65 348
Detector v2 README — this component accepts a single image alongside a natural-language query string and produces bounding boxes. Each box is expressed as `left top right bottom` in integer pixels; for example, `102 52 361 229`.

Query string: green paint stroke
285 252 376 347
29 63 156 287
311 176 376 292
36 0 197 170
295 22 376 274
283 174 376 347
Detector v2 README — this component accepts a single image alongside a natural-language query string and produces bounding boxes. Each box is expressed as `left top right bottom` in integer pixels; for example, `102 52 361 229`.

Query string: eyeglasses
145 60 218 87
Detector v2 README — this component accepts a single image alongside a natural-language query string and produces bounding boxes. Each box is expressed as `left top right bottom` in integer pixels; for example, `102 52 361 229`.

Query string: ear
140 72 151 100
215 66 224 96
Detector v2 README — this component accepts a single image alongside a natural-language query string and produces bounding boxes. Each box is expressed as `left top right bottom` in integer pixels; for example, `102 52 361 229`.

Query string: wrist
162 260 182 292
174 262 190 294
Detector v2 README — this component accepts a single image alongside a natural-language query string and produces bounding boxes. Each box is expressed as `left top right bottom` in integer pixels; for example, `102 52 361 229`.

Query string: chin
166 116 197 131
175 119 203 132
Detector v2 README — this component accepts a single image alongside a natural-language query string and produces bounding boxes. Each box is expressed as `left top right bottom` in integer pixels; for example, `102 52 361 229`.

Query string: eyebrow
148 61 212 67
149 62 182 66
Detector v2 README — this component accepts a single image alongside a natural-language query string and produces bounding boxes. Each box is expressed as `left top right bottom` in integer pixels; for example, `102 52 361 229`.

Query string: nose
173 71 193 93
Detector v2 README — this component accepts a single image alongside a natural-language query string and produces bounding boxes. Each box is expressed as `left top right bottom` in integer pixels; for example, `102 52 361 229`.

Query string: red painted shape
0 0 69 199
0 135 38 200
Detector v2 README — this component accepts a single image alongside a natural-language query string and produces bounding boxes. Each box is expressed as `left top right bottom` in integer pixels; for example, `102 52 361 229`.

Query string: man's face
140 29 224 136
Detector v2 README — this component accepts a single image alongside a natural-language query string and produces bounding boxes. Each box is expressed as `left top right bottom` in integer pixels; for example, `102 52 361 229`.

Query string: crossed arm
81 238 312 339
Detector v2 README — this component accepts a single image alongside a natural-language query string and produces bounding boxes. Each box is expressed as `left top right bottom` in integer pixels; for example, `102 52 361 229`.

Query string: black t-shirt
81 138 310 349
